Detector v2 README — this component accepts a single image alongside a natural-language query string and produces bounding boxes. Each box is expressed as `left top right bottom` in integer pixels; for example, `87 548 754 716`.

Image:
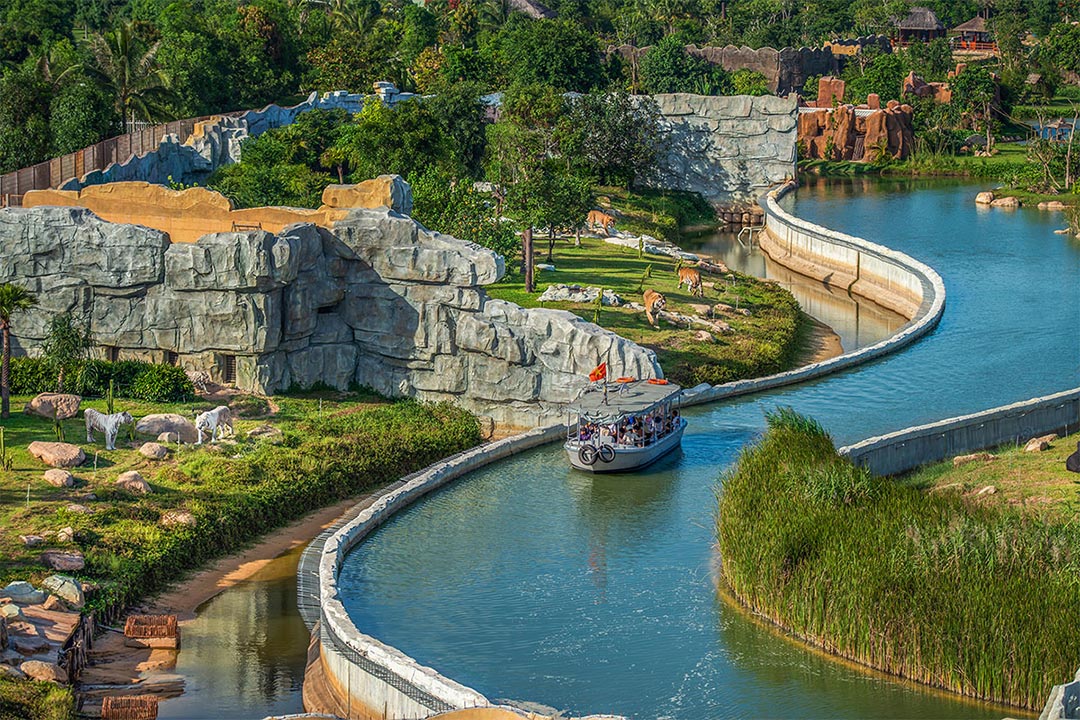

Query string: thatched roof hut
896 7 945 43
952 16 993 45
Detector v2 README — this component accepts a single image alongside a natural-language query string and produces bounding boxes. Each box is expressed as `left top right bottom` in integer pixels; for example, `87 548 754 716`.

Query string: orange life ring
647 378 669 385
615 377 635 383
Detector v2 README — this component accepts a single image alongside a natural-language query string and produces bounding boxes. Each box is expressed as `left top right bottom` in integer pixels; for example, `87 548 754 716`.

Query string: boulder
991 196 1020 209
136 414 197 444
974 191 995 205
158 431 183 444
40 550 85 572
1038 200 1067 211
11 635 50 655
19 660 67 684
1024 433 1058 452
952 452 996 467
115 470 151 494
160 510 196 528
41 575 84 609
0 664 25 680
23 393 81 420
0 582 45 605
27 442 85 468
246 424 284 444
138 442 169 460
19 535 44 547
0 604 24 621
42 469 74 488
976 485 998 495
65 504 91 515
57 527 74 543
537 285 624 306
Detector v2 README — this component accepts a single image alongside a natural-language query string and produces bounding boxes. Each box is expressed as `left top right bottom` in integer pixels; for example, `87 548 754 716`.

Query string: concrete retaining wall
317 425 566 719
678 180 946 409
839 388 1080 476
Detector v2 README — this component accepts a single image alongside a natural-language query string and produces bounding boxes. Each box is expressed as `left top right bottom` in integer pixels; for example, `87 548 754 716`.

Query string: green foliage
9 356 194 401
48 78 118 154
905 38 952 81
730 68 770 96
0 63 51 173
638 35 730 95
488 17 604 92
560 91 662 188
40 312 92 393
0 676 75 720
841 49 906 104
410 168 518 260
1040 22 1080 79
128 363 196 403
717 409 1080 710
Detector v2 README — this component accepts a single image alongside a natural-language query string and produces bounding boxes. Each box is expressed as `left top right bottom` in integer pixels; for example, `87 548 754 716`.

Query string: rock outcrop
27 442 85 468
24 394 81 420
0 182 662 424
646 94 797 211
798 101 915 161
135 415 198 444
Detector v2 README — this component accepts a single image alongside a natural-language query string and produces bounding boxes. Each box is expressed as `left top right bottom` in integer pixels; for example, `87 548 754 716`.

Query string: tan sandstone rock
27 442 85 468
974 191 995 205
953 452 996 467
43 469 74 487
136 414 197 444
1024 433 1058 452
23 393 81 420
138 442 169 460
991 196 1020 209
116 471 151 494
19 660 67 684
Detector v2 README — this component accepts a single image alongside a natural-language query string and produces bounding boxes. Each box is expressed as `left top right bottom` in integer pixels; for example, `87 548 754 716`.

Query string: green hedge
0 677 74 720
716 408 1080 710
79 400 480 613
10 358 194 402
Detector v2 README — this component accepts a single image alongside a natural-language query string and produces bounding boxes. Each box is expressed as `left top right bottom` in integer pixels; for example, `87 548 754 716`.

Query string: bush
0 677 74 720
9 357 194 401
128 364 196 403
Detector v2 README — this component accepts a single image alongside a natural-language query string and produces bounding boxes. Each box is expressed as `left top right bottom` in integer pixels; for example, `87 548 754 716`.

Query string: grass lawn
900 431 1080 517
487 236 809 386
0 390 480 609
595 186 718 242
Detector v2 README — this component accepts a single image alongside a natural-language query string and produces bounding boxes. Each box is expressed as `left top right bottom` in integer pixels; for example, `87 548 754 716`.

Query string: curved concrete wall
316 426 567 719
678 180 946 409
840 387 1080 476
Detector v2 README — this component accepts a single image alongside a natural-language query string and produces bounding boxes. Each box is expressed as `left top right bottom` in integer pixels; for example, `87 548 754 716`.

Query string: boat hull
565 420 686 473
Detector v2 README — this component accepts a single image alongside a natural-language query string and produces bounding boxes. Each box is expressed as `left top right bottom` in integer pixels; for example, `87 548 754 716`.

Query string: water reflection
682 229 907 352
156 548 309 719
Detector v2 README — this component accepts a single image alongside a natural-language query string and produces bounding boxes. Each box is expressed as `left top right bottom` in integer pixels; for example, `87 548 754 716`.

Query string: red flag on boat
589 362 607 382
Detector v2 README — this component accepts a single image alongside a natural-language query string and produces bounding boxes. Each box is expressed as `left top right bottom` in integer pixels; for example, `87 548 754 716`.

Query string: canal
160 178 1080 718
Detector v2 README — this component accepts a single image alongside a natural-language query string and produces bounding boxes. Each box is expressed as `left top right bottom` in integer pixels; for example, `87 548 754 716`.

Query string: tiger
677 266 704 297
586 210 617 234
643 289 666 327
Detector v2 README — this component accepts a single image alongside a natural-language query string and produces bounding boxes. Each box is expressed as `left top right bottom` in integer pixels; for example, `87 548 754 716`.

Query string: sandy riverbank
798 315 845 366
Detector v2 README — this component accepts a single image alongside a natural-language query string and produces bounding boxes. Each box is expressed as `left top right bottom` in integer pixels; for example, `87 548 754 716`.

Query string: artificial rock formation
647 94 797 212
1 181 660 424
797 100 915 161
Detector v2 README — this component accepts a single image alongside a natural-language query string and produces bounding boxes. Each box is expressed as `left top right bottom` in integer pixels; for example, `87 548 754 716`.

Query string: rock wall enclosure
0 185 659 425
648 94 797 211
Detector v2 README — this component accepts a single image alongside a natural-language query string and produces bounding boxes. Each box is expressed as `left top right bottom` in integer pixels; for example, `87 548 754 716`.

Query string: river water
332 178 1080 720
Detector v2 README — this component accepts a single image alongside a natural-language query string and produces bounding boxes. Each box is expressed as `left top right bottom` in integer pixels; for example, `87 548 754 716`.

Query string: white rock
115 470 151 494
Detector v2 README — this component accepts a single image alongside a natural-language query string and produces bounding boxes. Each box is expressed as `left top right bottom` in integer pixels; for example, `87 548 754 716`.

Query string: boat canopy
569 380 682 424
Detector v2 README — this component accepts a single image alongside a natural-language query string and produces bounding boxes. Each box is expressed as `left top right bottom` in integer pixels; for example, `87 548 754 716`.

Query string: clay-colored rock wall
24 176 411 244
797 102 915 161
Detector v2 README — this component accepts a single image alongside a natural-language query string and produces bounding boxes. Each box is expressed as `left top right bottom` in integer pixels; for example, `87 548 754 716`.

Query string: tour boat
564 379 686 473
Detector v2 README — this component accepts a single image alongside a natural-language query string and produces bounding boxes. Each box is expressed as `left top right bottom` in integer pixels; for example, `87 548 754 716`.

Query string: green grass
717 409 1080 710
900 432 1080 518
0 677 74 720
0 392 480 612
800 143 1029 181
597 186 717 242
487 237 809 386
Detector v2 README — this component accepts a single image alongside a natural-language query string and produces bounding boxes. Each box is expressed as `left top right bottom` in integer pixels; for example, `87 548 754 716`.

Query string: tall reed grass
716 408 1080 710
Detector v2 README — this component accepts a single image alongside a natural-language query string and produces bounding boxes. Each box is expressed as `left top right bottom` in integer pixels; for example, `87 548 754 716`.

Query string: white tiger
195 406 234 445
85 409 134 451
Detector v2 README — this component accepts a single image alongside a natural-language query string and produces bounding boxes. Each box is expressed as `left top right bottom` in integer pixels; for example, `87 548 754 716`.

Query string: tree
951 65 998 150
638 34 729 95
41 312 92 393
0 63 51 173
560 90 662 188
0 283 37 418
49 78 118 154
730 68 770 96
1039 22 1080 80
410 167 517 260
85 21 174 132
492 17 604 92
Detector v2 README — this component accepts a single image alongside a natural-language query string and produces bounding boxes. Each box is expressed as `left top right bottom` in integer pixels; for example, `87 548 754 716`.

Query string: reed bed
716 408 1080 710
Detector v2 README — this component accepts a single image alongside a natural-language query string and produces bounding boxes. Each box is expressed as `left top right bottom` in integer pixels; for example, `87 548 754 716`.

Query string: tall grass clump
716 407 1080 710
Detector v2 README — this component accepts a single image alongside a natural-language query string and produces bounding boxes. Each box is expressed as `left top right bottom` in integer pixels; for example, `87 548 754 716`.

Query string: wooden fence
0 113 239 197
58 611 95 682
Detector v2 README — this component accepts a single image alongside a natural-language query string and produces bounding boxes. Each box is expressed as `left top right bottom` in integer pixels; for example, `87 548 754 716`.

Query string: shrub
0 677 75 720
128 364 196 403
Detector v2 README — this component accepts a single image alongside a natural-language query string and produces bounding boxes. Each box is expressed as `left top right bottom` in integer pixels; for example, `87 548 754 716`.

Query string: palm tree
0 284 38 419
84 21 173 133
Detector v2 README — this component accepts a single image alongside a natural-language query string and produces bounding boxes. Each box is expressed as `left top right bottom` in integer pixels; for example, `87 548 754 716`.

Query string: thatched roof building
896 7 945 43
